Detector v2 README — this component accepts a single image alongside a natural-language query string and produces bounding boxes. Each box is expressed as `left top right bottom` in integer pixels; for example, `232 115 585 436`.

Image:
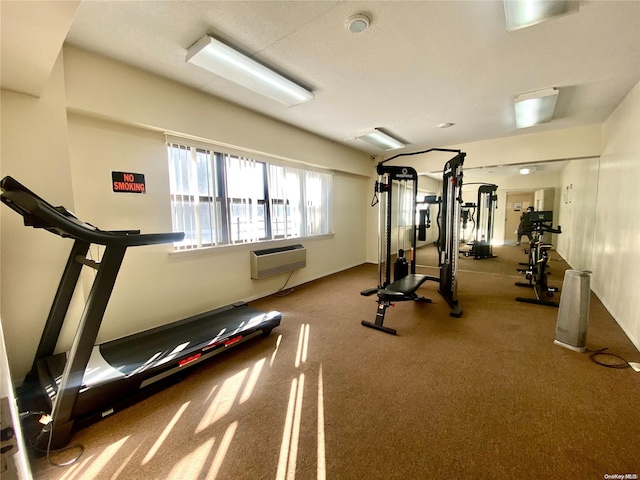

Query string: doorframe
502 190 536 245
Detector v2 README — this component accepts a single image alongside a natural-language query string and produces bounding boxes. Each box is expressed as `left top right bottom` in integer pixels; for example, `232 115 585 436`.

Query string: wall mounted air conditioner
250 244 306 279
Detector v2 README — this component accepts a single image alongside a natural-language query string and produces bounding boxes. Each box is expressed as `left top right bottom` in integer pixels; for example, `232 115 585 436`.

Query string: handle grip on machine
537 223 562 235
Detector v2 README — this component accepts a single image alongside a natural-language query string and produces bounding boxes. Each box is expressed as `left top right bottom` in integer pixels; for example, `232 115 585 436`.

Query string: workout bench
361 273 438 335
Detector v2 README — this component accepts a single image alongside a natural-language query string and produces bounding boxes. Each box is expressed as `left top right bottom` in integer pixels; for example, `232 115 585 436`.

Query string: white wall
556 158 600 270
1 48 372 381
590 81 640 349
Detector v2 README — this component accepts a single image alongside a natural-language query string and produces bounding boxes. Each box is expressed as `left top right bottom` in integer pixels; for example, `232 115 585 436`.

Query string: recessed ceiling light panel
186 34 314 107
356 129 405 151
514 87 559 128
504 0 580 32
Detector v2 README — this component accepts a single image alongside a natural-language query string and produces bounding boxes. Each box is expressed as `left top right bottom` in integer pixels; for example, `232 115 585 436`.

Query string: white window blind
304 170 332 236
225 154 266 243
167 143 217 250
268 165 302 238
166 139 332 250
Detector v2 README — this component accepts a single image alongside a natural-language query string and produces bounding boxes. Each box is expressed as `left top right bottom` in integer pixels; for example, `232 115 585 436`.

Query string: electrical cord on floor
588 347 638 370
274 270 294 296
22 411 84 467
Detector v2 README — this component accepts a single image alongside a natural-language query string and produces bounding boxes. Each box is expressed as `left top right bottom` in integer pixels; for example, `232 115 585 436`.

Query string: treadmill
0 176 282 449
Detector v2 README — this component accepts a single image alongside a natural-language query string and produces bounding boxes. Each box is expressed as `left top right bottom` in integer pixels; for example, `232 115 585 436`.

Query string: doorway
505 191 535 245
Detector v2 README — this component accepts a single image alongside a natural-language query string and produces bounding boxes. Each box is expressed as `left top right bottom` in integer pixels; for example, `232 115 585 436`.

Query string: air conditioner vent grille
250 244 306 279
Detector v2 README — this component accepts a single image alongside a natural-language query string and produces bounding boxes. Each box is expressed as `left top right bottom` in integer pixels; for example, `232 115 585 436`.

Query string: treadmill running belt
99 303 275 376
36 302 281 421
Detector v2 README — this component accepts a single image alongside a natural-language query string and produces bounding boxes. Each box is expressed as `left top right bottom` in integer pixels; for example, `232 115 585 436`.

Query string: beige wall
554 80 640 350
450 125 603 168
590 81 640 348
556 158 600 270
68 112 370 343
64 46 371 178
1 48 371 381
0 52 87 381
374 125 603 176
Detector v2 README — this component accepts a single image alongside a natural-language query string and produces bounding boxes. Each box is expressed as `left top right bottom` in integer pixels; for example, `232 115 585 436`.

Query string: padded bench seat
378 273 439 301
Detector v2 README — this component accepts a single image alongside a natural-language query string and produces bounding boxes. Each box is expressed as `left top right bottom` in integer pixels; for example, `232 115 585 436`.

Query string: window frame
166 139 333 251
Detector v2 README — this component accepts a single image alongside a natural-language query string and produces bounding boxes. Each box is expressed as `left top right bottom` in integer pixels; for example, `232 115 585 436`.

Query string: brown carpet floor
31 245 640 480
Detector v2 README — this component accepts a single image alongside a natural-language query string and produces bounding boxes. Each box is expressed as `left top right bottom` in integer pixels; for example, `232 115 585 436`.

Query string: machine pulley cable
378 147 462 166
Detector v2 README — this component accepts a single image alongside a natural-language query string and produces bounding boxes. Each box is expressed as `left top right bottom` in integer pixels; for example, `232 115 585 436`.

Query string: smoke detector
346 14 370 33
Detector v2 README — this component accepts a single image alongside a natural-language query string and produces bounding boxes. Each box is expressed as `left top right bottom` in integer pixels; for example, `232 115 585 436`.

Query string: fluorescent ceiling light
356 129 405 151
504 0 580 32
519 166 536 175
514 88 559 129
186 34 314 107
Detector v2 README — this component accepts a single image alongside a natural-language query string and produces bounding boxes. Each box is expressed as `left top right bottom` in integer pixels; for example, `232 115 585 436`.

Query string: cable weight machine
438 154 465 311
361 149 465 335
461 183 498 259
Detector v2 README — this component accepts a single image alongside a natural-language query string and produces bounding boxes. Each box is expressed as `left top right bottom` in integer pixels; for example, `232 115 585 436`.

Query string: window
167 141 332 250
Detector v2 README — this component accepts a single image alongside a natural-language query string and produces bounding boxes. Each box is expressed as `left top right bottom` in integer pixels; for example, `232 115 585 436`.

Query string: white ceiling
2 1 640 159
0 1 79 96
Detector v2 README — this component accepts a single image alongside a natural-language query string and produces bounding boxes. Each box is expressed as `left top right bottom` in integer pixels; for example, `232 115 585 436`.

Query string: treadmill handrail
1 176 184 247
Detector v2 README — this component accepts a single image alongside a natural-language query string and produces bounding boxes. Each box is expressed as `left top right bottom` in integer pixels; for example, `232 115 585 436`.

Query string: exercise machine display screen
529 210 553 223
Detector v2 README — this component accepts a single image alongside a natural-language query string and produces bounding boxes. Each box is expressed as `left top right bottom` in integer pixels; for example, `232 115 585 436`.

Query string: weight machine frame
361 149 465 335
462 183 498 259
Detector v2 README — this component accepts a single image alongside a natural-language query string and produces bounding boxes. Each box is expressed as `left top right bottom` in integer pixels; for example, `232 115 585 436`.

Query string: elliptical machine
361 149 465 335
515 210 562 307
